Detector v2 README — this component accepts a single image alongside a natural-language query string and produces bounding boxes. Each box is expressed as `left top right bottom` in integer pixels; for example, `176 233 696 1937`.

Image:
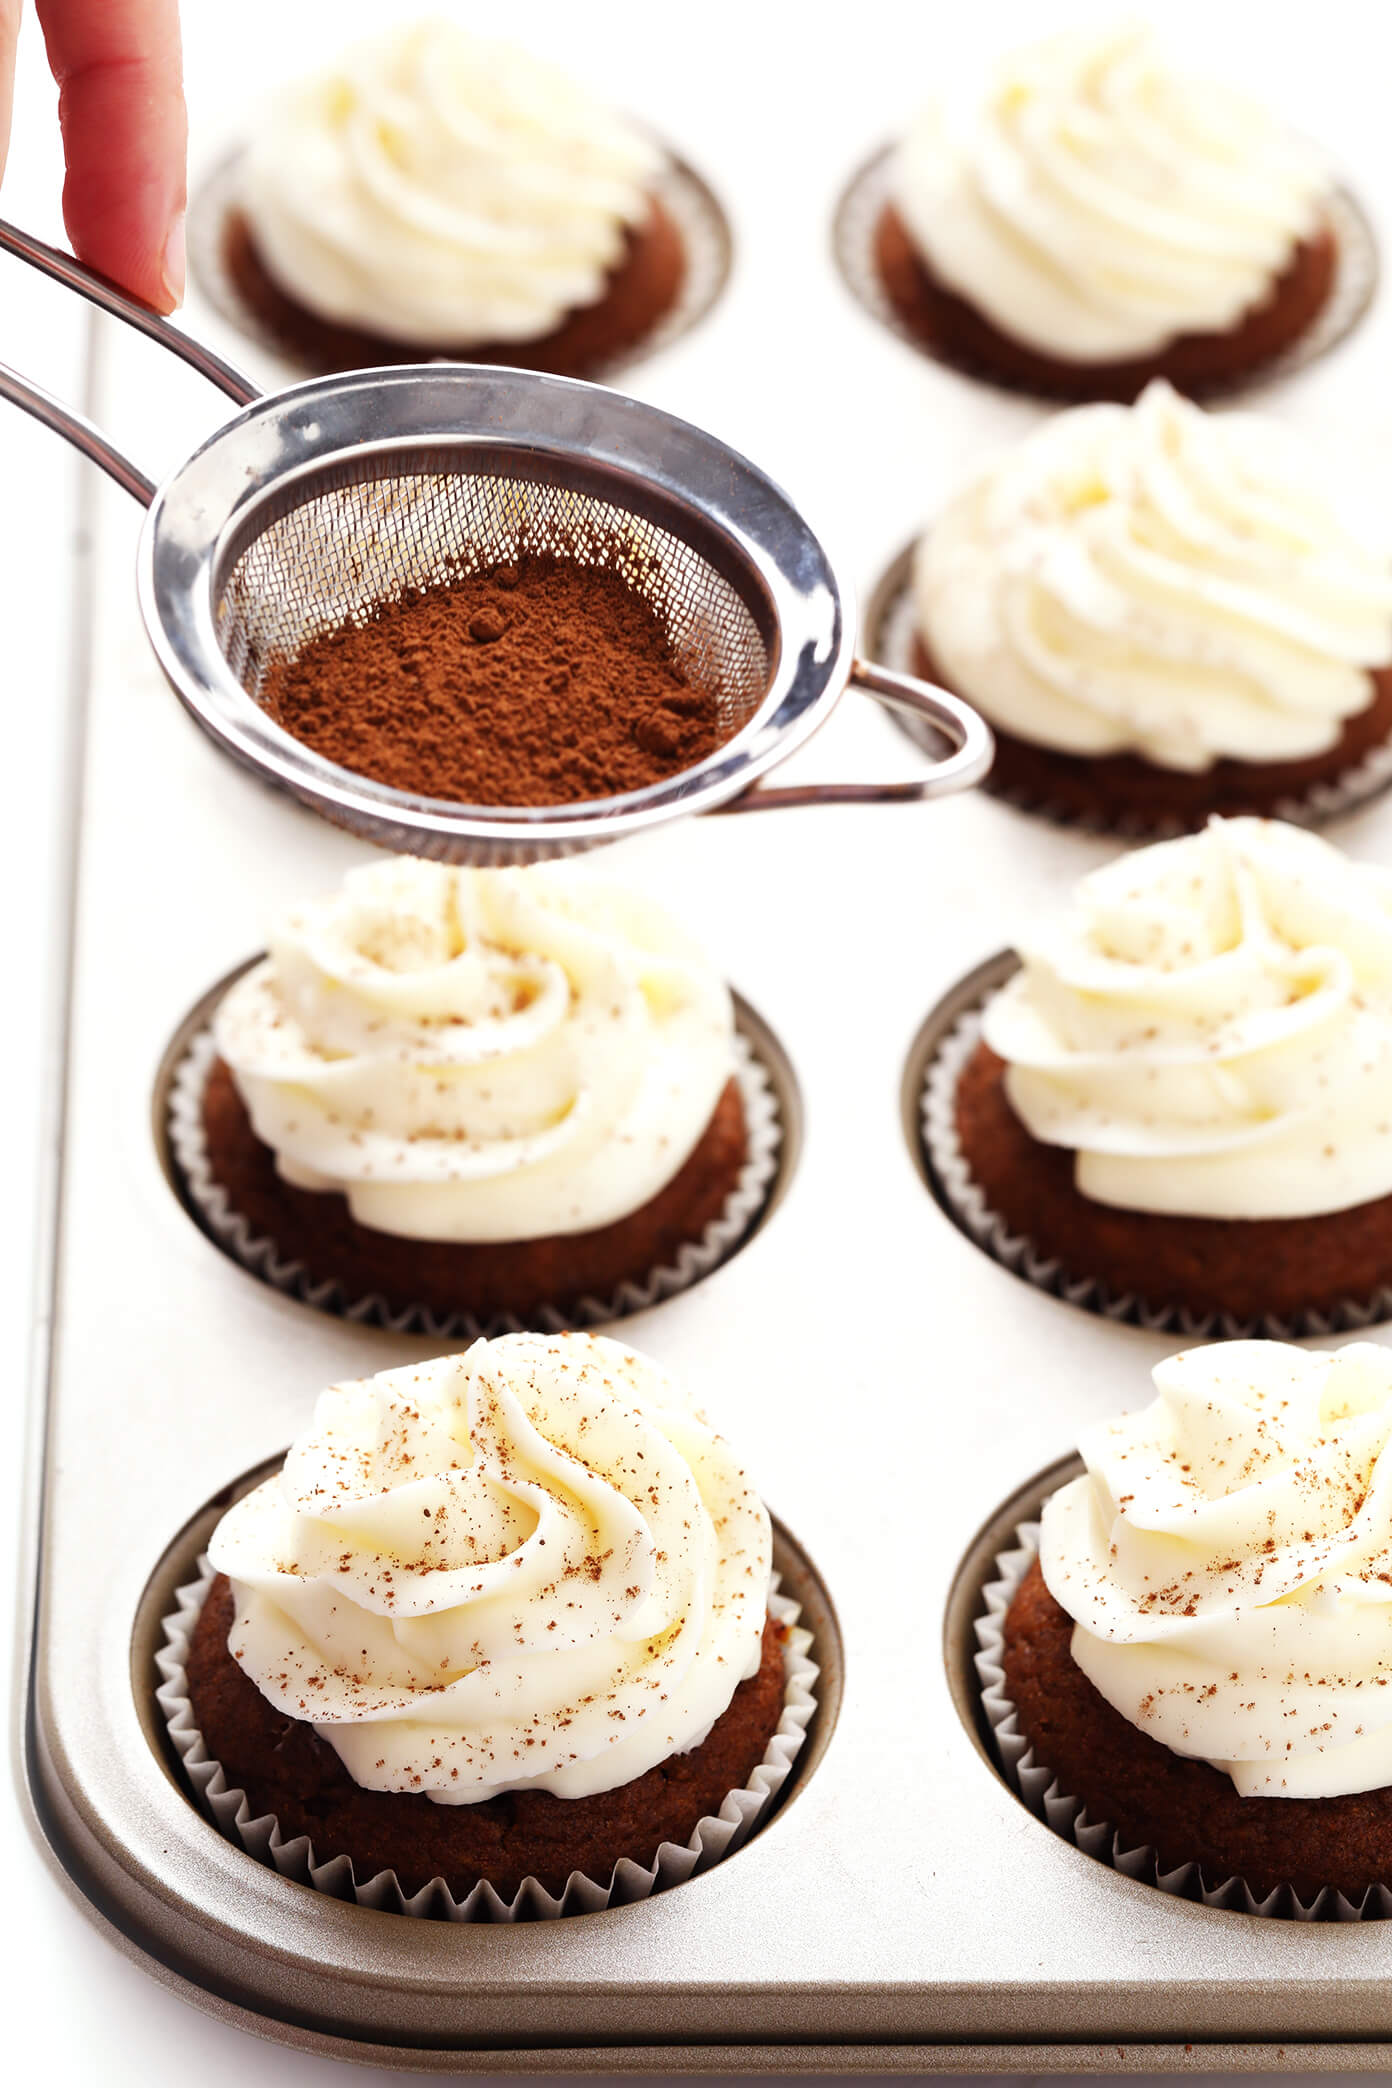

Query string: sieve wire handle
718 657 994 811
0 216 260 505
0 356 156 504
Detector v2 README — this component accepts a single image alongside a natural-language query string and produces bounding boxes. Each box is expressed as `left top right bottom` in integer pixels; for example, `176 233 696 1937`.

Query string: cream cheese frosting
208 1335 772 1804
983 816 1392 1222
890 21 1331 364
238 19 663 346
212 856 735 1242
915 381 1392 771
1041 1339 1392 1799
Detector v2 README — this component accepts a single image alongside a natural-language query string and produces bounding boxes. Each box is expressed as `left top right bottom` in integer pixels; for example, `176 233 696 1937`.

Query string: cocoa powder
261 555 726 806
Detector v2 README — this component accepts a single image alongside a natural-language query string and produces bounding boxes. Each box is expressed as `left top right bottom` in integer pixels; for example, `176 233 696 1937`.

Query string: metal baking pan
18 297 1392 2069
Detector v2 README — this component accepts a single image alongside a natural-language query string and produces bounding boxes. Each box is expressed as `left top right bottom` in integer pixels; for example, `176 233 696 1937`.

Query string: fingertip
39 0 187 313
61 173 185 313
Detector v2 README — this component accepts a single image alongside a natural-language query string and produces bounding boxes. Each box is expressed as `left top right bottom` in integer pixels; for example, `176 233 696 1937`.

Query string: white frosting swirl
984 817 1392 1222
916 382 1392 770
1041 1339 1392 1799
985 814 1392 1219
891 22 1331 362
239 19 663 346
213 857 734 1241
208 1335 772 1804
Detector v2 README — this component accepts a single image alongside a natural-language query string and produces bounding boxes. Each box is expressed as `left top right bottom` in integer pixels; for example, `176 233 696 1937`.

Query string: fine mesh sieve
217 466 771 733
0 219 992 862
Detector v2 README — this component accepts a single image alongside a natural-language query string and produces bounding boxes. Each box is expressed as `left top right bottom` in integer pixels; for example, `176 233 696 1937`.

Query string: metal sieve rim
135 364 853 858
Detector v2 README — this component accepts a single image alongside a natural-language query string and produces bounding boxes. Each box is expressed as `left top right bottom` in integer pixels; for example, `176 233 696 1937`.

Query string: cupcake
939 817 1392 1328
986 1338 1392 1907
912 382 1392 831
217 20 689 377
158 1333 816 1913
879 22 1344 401
172 856 779 1329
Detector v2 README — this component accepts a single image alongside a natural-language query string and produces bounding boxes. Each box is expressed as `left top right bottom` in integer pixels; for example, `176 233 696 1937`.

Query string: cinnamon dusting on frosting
208 1334 770 1803
1041 1340 1392 1795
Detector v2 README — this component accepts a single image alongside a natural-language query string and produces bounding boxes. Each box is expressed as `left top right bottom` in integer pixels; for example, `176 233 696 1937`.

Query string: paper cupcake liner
188 145 732 383
870 546 1392 836
921 992 1392 1341
155 1559 818 1923
832 145 1378 403
167 1024 782 1338
976 1519 1392 1921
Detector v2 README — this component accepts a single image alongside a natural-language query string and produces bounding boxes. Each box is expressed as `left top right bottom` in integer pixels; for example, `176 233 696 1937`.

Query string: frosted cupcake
172 857 779 1330
880 22 1345 401
912 382 1392 831
942 817 1392 1328
158 1334 816 1913
986 1340 1392 1908
218 20 688 377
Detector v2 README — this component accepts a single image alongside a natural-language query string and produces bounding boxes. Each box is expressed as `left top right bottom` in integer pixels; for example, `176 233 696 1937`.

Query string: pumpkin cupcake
212 19 694 378
169 856 780 1331
933 817 1392 1329
983 1338 1392 1910
879 22 1348 402
911 382 1392 831
157 1333 817 1915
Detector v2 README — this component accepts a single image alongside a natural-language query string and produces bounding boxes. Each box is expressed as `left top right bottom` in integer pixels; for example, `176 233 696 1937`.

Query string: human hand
3 1 186 313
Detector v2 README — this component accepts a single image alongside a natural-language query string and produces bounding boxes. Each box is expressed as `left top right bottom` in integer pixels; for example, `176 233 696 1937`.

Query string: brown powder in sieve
260 554 726 806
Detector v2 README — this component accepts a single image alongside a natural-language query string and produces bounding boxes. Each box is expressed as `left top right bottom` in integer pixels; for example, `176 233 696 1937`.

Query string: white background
6 0 1392 2079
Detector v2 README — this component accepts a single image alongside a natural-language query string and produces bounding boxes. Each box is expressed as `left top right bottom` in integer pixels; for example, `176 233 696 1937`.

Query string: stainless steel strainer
0 219 992 862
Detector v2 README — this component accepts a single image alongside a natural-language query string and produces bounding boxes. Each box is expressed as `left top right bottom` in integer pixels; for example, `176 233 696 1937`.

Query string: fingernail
161 210 186 310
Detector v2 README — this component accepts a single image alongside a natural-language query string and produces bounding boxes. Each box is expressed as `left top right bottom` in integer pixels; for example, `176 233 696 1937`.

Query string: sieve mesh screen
213 460 773 743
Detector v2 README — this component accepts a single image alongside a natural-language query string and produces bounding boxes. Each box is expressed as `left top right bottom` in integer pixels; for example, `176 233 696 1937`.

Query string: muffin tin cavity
901 946 1015 1235
941 1454 1080 1781
154 959 804 1338
135 1470 842 1922
188 145 734 384
832 145 1379 403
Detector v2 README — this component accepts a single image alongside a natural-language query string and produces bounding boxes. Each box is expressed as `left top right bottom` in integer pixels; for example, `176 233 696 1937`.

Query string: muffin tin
22 0 1392 2067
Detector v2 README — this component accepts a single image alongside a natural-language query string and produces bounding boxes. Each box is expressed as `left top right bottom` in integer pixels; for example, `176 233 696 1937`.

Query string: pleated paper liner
914 954 1392 1340
864 538 1392 838
832 143 1378 404
188 143 732 383
976 1518 1392 1921
155 1560 818 1923
166 995 786 1339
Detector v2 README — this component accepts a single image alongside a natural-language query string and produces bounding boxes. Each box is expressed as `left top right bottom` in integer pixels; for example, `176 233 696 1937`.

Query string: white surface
7 0 1392 2079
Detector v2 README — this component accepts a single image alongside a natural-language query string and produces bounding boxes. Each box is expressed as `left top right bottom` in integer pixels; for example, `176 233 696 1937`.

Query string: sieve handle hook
0 216 260 506
719 657 994 811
